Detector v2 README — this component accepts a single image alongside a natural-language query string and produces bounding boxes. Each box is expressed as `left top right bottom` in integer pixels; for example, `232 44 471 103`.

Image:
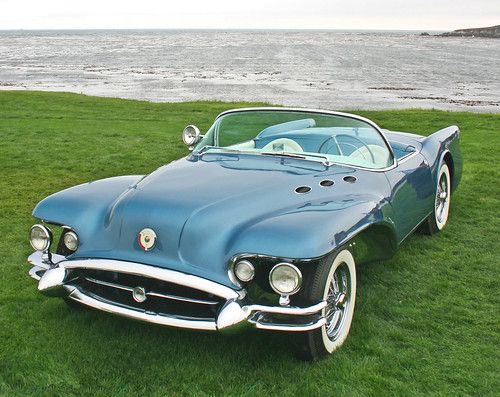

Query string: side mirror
182 125 202 150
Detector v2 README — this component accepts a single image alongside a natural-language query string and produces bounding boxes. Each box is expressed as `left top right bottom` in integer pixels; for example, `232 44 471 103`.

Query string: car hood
33 153 391 287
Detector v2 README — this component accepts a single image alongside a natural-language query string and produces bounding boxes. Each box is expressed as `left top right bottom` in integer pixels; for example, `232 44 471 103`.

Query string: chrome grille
71 269 225 321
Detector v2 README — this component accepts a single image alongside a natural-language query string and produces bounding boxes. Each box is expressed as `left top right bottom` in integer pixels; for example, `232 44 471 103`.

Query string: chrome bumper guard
28 252 326 332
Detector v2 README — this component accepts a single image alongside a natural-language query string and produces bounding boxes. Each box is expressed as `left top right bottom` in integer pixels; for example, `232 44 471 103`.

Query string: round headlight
182 125 201 146
234 260 255 282
63 231 79 251
29 224 52 251
269 263 302 295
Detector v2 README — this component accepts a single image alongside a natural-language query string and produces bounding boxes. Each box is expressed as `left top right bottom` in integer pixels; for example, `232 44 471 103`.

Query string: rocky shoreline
439 25 500 38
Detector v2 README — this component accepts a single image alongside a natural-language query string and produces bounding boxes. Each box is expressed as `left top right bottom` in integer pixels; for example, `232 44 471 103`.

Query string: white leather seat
262 138 304 153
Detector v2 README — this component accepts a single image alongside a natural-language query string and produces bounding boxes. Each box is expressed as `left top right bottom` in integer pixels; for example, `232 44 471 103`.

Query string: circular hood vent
295 185 311 194
343 176 357 183
320 179 334 187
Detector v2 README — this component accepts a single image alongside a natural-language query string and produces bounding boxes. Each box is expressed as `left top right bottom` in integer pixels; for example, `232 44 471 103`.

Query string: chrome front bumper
28 252 326 332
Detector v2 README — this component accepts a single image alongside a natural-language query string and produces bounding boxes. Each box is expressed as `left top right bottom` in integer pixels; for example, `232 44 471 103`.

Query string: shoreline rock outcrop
440 25 500 38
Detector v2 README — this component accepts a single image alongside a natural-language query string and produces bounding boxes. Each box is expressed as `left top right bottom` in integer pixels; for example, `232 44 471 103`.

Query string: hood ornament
138 228 157 251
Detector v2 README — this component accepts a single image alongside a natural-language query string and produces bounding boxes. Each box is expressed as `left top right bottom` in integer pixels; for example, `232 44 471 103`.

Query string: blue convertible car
27 108 462 360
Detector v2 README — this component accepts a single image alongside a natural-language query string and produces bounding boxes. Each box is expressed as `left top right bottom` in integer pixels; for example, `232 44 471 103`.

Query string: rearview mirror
182 125 202 149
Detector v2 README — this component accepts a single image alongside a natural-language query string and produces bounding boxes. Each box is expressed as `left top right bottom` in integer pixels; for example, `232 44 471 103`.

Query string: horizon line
0 27 451 32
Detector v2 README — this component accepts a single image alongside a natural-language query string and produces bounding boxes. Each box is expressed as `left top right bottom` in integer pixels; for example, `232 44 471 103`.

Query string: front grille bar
85 277 220 306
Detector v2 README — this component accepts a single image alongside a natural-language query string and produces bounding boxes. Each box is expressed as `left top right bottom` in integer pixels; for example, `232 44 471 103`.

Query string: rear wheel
421 163 451 235
292 249 356 361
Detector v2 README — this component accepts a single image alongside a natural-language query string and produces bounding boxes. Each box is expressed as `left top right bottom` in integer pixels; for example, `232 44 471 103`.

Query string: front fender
32 175 143 227
228 194 396 260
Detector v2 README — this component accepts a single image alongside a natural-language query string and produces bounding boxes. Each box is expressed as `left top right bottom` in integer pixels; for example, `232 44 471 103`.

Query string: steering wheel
319 134 375 163
262 138 303 153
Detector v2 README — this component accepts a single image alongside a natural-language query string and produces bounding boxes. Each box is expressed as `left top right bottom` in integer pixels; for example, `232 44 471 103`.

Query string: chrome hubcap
325 263 351 341
435 173 449 223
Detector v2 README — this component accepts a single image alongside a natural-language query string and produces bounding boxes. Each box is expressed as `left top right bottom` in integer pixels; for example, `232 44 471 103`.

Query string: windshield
195 110 394 170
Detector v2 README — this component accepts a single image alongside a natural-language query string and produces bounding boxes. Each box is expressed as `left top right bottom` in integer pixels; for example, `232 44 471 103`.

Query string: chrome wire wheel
291 249 357 360
435 163 451 230
324 263 351 341
320 249 356 353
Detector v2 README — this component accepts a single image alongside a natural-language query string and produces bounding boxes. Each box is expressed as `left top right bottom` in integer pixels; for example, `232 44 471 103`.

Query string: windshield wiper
196 146 333 166
196 146 253 156
261 152 306 159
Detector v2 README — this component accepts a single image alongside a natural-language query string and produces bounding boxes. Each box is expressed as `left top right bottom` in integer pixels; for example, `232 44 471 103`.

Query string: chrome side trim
246 300 327 316
381 129 425 141
250 317 326 332
396 149 420 165
67 287 217 331
60 258 239 300
85 277 220 305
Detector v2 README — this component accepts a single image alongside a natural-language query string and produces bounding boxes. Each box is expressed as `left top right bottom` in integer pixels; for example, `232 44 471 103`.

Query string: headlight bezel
233 260 255 282
29 224 52 252
268 262 303 295
182 124 201 147
63 230 79 252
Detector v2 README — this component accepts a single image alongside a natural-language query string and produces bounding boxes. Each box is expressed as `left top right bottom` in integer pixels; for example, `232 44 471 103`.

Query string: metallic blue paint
32 112 462 289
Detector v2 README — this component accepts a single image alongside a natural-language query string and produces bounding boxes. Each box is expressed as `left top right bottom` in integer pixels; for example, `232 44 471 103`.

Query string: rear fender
420 126 462 192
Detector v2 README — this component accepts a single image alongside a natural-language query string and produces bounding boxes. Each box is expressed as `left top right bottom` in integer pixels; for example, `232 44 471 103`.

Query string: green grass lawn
0 91 498 396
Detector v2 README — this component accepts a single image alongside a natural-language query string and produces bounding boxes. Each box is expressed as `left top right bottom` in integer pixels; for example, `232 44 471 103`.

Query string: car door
385 153 435 242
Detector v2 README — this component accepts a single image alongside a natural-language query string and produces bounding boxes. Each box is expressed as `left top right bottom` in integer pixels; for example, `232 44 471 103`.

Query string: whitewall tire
321 250 356 353
421 162 451 235
434 163 451 230
292 248 356 361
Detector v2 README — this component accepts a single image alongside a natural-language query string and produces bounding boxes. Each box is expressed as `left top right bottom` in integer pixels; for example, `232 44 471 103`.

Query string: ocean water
0 30 499 112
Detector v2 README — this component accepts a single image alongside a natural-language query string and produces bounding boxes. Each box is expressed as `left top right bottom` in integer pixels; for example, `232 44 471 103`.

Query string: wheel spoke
440 178 447 192
325 306 336 319
333 273 340 293
338 271 345 292
327 311 341 335
335 293 347 308
341 271 348 292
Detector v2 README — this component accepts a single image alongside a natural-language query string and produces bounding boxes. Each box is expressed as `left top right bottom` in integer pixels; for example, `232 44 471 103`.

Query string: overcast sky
1 0 498 30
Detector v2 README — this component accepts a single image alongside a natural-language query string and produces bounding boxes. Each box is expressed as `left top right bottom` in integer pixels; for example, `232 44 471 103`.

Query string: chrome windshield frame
197 107 398 172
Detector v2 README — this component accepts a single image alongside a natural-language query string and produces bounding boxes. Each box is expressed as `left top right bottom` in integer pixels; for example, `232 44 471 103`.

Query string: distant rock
440 25 500 38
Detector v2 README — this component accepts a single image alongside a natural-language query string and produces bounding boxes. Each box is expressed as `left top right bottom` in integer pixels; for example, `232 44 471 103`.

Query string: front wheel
292 249 356 361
